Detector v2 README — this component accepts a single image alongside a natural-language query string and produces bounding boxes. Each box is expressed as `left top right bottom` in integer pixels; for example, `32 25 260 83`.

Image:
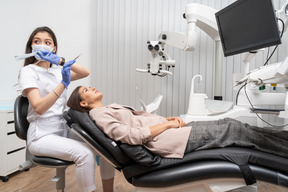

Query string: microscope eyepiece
148 44 153 50
154 44 160 51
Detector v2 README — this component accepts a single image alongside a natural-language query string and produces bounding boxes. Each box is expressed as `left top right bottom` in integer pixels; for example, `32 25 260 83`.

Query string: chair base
54 167 67 191
135 178 258 192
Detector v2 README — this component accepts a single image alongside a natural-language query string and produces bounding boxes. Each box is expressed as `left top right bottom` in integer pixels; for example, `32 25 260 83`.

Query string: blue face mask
32 45 54 61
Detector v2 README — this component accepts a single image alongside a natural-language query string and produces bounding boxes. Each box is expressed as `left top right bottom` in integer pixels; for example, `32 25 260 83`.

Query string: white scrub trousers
27 117 115 192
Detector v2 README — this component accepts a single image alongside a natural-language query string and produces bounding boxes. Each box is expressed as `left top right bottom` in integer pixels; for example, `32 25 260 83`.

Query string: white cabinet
0 109 26 182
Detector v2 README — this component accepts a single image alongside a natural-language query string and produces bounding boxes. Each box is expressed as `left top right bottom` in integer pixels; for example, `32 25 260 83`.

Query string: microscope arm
159 3 220 50
137 3 219 76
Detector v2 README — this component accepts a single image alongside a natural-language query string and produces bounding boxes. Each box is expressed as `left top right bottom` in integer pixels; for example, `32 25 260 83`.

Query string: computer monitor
215 0 281 57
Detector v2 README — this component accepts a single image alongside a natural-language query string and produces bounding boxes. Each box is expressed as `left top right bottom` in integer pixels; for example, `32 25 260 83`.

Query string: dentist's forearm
26 83 65 115
70 63 90 80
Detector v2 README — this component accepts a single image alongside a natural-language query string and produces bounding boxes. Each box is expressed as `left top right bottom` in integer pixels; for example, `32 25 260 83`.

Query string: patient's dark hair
67 86 90 113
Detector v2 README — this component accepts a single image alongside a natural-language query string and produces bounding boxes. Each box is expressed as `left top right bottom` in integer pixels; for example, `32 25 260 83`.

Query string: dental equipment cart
0 106 26 182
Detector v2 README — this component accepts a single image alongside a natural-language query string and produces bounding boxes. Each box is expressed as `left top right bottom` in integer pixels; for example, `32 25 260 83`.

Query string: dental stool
14 95 73 192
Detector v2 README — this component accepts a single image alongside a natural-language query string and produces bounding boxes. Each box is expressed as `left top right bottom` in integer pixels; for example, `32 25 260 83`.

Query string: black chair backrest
14 95 29 140
64 109 132 166
64 109 161 167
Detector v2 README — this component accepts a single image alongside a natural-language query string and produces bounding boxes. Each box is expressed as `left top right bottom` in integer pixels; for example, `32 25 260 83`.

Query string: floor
0 165 287 192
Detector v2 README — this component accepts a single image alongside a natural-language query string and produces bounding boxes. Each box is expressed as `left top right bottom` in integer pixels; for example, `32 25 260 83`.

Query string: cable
263 44 279 66
278 18 285 38
266 47 270 62
235 82 247 105
263 18 284 66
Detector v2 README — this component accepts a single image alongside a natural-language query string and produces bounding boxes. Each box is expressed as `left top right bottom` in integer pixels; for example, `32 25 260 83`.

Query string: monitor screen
215 0 281 57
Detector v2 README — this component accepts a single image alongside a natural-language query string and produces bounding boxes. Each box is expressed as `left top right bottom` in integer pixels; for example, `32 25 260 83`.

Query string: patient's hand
166 117 186 128
149 117 186 138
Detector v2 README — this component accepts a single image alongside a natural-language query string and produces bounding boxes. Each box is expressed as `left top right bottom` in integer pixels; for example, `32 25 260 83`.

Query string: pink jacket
89 104 191 158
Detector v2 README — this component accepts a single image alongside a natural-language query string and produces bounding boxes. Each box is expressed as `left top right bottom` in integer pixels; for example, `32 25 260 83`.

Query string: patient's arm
89 108 184 145
90 109 152 145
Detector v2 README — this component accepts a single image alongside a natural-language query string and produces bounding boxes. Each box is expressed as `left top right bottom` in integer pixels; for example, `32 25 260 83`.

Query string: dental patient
67 86 288 159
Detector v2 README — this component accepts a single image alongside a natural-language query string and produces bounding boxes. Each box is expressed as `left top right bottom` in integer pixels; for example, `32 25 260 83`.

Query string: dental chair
14 95 74 192
63 108 288 192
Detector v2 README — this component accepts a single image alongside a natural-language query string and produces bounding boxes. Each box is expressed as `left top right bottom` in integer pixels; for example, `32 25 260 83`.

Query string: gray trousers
185 118 288 158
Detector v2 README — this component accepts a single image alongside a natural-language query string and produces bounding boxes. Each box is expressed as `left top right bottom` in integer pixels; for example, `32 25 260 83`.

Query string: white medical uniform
18 64 115 192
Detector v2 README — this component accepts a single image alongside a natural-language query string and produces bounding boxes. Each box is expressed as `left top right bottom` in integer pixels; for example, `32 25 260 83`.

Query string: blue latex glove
36 50 60 65
61 60 76 89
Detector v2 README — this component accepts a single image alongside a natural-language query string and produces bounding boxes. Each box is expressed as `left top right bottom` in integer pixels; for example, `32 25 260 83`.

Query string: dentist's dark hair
24 26 58 66
67 86 90 113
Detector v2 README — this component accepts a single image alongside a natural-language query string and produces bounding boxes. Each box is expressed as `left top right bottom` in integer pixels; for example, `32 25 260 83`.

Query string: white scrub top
18 64 67 123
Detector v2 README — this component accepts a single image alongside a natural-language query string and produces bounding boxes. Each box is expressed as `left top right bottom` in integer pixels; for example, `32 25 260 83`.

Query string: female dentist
18 26 115 192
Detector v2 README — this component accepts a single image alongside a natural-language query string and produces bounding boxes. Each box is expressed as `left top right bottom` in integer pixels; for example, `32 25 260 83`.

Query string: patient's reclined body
67 86 288 159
